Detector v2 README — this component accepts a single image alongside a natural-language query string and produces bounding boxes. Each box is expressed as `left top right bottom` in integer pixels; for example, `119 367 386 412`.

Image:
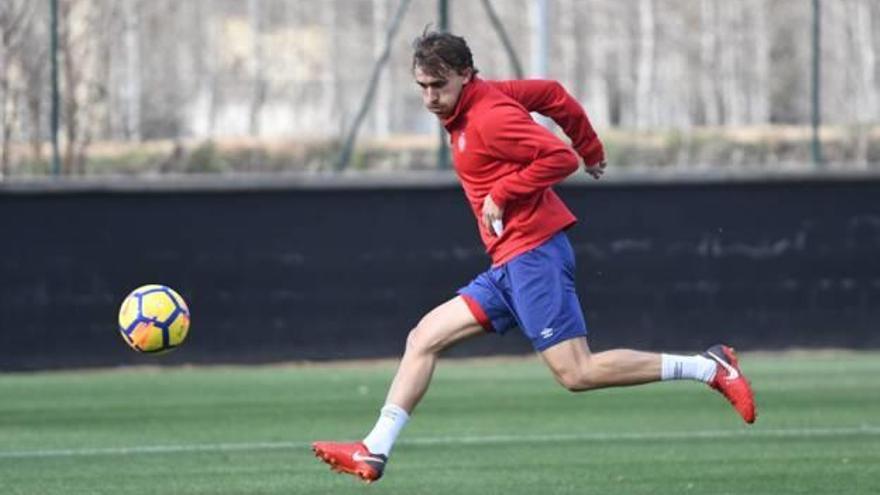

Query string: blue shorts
458 232 588 351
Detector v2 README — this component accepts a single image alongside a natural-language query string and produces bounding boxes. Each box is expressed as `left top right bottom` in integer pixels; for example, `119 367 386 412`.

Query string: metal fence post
437 0 451 169
50 0 61 176
811 0 823 168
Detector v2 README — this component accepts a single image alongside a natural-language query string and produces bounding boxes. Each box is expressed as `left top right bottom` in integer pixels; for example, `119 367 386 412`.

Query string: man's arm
491 79 605 169
478 103 579 212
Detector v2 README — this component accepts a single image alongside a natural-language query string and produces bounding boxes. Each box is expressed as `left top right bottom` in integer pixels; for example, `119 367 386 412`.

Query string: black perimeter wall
2 177 879 371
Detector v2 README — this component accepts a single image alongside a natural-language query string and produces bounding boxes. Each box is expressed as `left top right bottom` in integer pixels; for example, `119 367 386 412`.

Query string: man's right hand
584 160 606 180
481 194 504 237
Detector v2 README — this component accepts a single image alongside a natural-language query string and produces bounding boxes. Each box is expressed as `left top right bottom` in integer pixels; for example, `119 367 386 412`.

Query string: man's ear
462 68 474 84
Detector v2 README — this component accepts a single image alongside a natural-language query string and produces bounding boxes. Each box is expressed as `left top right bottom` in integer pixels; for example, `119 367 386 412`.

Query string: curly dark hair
411 29 478 78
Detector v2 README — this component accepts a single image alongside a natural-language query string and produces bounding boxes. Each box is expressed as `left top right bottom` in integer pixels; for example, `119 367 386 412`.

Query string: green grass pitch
1 352 878 494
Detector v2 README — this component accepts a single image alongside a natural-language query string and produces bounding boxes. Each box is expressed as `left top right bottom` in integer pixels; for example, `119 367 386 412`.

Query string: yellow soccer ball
118 284 191 353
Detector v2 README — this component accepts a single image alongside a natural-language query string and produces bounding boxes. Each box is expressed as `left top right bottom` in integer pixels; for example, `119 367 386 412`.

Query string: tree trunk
321 0 342 136
371 0 392 138
248 0 266 137
700 0 721 126
59 0 79 175
635 0 655 129
123 0 141 140
851 0 876 167
0 46 10 178
749 0 770 124
853 0 877 124
0 86 12 179
559 0 578 94
0 0 29 177
204 0 220 137
719 2 747 126
585 2 610 127
18 2 45 168
611 7 633 127
27 92 41 166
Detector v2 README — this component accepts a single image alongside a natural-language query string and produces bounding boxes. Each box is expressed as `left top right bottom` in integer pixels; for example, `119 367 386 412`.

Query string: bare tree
56 0 114 174
248 0 266 137
195 0 221 137
849 0 878 122
19 4 49 168
847 0 877 166
372 0 392 138
634 0 655 129
748 0 770 124
558 0 577 93
122 0 141 140
58 0 81 174
699 0 720 126
1 0 876 175
0 0 33 177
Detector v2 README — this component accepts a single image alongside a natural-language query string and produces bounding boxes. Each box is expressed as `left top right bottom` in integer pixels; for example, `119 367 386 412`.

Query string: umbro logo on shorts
540 328 554 339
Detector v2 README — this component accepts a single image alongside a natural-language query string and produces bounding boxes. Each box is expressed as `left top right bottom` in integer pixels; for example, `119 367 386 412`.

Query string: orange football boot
703 344 757 424
312 441 387 483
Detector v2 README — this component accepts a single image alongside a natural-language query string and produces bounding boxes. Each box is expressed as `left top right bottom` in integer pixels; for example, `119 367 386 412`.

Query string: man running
312 31 756 483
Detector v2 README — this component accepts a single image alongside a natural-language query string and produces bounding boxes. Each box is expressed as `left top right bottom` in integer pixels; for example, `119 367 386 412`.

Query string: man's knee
555 365 600 392
404 321 445 356
403 297 482 357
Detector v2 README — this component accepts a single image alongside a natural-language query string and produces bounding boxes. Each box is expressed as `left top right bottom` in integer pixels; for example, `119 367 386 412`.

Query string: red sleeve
478 103 579 208
491 80 605 166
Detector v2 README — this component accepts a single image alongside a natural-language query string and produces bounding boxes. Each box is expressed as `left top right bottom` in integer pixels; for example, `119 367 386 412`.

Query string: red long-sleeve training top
442 77 605 266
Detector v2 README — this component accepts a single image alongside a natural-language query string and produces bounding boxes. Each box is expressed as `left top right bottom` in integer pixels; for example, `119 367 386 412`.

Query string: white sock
660 354 717 383
362 403 410 457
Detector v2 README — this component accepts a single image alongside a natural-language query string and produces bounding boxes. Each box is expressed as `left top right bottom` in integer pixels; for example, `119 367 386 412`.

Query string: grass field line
2 425 878 460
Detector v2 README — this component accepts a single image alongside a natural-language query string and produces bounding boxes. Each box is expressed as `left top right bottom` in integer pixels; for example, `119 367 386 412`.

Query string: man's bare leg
361 297 484 456
540 338 666 390
539 337 756 423
384 296 485 412
312 296 484 482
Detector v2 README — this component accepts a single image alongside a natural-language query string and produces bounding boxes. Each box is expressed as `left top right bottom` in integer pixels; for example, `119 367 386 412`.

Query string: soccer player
312 31 756 483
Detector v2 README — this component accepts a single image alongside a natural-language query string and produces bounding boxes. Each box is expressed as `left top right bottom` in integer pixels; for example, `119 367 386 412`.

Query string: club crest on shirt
457 132 467 152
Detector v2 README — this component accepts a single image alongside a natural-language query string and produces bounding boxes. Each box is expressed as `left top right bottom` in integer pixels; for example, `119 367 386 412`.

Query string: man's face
414 65 472 119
